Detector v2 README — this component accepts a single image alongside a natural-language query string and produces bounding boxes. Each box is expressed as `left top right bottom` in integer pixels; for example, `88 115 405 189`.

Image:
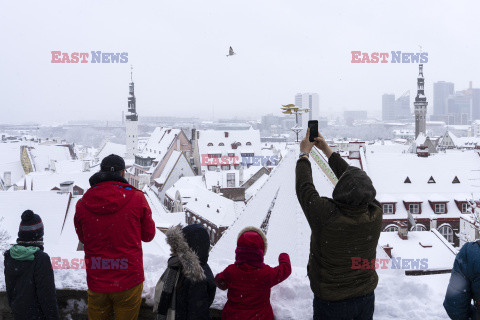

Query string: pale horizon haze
1 0 479 124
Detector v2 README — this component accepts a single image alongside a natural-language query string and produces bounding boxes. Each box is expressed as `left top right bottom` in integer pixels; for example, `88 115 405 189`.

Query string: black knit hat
17 210 44 243
100 154 125 173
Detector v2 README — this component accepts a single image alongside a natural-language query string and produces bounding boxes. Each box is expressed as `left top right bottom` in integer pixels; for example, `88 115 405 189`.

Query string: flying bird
226 46 236 57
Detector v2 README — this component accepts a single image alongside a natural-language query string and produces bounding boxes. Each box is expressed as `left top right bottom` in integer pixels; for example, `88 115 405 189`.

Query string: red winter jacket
74 174 156 293
215 227 291 320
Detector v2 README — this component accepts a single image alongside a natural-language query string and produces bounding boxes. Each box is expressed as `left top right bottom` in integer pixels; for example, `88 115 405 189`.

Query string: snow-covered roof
29 145 73 172
0 142 25 184
142 128 181 161
366 148 480 195
96 142 126 161
378 230 456 270
165 176 207 201
184 187 244 227
0 191 74 249
197 128 262 166
154 150 182 185
23 171 93 192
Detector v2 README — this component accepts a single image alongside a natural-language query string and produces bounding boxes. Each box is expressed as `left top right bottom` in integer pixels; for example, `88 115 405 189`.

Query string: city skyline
1 0 480 125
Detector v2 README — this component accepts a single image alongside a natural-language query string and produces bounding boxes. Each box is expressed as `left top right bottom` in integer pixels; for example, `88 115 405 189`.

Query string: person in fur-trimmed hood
215 226 292 320
156 224 216 320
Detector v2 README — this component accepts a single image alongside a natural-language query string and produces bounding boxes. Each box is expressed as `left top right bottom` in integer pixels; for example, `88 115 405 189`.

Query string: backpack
153 268 180 319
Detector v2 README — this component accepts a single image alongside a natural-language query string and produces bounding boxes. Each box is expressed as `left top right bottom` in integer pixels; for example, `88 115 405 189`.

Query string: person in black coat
157 224 216 320
3 210 60 320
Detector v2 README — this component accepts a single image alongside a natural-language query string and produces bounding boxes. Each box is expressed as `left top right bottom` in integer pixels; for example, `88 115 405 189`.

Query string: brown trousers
87 283 143 320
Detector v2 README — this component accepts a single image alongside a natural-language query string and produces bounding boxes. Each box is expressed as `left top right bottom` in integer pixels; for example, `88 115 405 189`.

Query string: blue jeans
313 292 375 320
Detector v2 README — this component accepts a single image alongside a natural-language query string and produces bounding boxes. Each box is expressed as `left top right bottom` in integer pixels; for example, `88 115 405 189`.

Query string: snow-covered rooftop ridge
154 150 182 185
141 127 181 160
165 176 206 200
183 186 243 227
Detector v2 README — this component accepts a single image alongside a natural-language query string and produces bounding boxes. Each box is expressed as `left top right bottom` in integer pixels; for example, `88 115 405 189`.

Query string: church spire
414 64 428 139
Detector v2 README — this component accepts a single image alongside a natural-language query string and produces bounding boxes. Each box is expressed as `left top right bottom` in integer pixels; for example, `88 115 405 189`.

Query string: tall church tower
125 66 138 159
414 64 428 139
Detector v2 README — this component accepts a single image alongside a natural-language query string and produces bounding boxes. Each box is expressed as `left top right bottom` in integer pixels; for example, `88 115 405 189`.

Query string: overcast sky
1 0 479 124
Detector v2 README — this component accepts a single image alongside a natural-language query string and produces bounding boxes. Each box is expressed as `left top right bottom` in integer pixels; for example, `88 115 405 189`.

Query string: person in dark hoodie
296 129 383 320
155 224 216 320
4 210 60 320
74 154 156 319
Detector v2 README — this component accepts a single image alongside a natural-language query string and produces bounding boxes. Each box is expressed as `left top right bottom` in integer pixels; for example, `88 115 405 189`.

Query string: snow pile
209 261 450 319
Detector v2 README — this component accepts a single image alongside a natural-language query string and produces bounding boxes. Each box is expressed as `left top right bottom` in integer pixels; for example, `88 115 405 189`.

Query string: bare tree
0 217 11 253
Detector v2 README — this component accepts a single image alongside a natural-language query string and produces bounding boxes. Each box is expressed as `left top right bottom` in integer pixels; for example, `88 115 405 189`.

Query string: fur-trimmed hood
237 226 268 256
165 225 209 282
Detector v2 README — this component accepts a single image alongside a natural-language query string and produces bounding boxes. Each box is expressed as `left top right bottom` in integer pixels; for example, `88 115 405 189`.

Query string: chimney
82 160 90 172
225 132 229 138
382 244 393 258
397 221 408 240
191 128 196 141
3 171 11 187
59 181 74 194
50 159 56 172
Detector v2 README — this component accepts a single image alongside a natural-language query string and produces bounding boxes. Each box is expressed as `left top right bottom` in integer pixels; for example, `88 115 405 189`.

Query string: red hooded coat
74 175 156 293
215 227 291 320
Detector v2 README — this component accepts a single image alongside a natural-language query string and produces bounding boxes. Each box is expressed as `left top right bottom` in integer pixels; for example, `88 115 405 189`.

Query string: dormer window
381 203 396 214
429 200 448 214
246 142 252 146
428 176 436 184
452 176 460 184
455 200 470 213
404 177 411 183
404 201 422 214
219 143 225 146
409 204 420 214
435 203 446 214
207 143 213 146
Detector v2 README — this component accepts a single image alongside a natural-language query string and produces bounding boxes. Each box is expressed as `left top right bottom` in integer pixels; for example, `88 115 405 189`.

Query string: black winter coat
296 152 383 302
163 224 216 320
4 249 60 320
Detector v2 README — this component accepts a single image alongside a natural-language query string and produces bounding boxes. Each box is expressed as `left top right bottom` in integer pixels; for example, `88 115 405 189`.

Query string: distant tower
414 64 428 139
125 66 138 159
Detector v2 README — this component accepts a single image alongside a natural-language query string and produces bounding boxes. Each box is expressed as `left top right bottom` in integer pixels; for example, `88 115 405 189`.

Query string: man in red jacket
74 154 156 320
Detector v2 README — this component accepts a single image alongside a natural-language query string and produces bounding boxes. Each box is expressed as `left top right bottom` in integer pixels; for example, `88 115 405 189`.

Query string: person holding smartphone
296 128 383 320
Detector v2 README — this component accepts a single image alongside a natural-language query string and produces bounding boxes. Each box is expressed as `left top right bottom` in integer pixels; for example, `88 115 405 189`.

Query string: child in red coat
215 226 292 320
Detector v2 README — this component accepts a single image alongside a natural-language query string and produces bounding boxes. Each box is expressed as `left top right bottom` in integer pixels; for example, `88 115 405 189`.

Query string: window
411 224 427 231
439 225 454 243
219 143 225 146
208 154 222 158
234 164 240 170
227 173 235 187
208 165 217 171
207 143 213 146
246 142 252 146
462 203 469 213
409 204 420 214
241 153 254 157
385 226 398 232
221 165 230 170
228 153 235 157
382 204 394 214
435 203 446 214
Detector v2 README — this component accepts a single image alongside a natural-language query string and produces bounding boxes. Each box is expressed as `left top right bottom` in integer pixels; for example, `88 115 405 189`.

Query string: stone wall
0 290 222 319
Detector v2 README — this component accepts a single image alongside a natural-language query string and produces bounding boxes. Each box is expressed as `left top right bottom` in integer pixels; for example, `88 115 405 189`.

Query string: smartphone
308 120 318 142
